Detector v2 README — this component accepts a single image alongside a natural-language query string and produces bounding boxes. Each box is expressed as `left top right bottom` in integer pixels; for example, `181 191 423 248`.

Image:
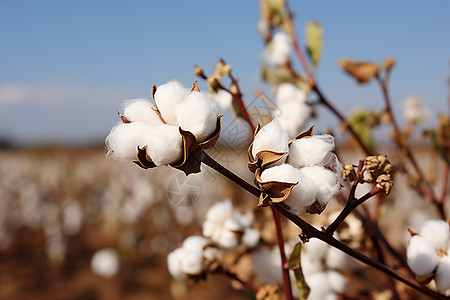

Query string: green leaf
305 21 323 70
261 66 311 93
346 108 375 154
289 243 310 300
231 96 246 120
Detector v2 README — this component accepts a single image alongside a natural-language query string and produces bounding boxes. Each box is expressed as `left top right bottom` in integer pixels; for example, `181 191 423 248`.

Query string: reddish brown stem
271 207 293 300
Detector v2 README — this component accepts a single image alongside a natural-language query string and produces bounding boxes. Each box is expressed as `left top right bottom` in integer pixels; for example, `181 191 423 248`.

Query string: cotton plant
106 80 222 175
406 219 450 295
248 118 342 214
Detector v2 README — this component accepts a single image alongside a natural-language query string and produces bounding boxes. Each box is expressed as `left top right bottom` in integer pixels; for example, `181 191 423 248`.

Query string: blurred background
0 1 449 299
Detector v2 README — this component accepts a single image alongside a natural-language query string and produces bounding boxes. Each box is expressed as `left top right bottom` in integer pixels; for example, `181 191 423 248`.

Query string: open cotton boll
175 91 218 142
154 80 188 125
326 245 350 271
182 235 208 252
252 118 289 163
300 166 340 206
435 256 450 296
302 238 329 261
233 210 254 228
122 98 164 126
277 101 313 138
305 272 333 299
205 200 233 223
143 125 183 166
263 31 292 66
261 164 318 212
167 248 184 281
91 248 120 278
106 122 152 161
180 249 204 275
207 89 233 111
275 83 307 105
242 228 260 248
288 135 335 168
407 235 439 276
419 220 450 251
327 270 347 293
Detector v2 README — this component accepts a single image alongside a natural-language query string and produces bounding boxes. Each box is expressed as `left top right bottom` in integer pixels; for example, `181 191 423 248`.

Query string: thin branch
217 266 259 294
201 151 448 299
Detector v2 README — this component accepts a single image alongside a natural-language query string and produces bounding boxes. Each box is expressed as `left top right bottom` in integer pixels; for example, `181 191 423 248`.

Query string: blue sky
0 1 449 145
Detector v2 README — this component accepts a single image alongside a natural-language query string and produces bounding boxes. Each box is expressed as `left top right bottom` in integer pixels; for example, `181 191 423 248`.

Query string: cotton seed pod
143 124 183 166
122 98 164 126
419 220 450 252
342 164 356 181
153 80 188 125
175 91 218 142
407 235 439 276
288 134 335 168
106 122 152 161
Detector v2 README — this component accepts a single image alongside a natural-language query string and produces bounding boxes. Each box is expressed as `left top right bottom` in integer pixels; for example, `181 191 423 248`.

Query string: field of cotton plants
1 0 450 299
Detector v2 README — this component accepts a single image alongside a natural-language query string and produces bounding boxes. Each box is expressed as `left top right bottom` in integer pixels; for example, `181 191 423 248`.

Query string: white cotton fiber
167 247 185 281
154 80 188 125
435 256 450 296
143 124 183 166
300 166 340 206
407 235 439 276
175 91 218 142
275 83 307 105
327 270 347 293
182 235 208 251
288 135 335 168
91 248 120 278
263 31 292 66
419 219 450 251
207 89 233 111
242 228 260 248
180 249 204 275
252 118 289 163
302 238 328 261
325 245 349 271
106 122 151 161
122 98 164 126
277 101 313 138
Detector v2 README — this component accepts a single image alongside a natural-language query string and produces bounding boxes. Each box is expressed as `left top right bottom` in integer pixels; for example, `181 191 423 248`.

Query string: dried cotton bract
249 120 342 214
106 80 222 175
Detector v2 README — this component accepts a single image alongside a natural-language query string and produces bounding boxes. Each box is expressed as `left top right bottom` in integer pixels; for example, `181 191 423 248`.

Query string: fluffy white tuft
105 122 152 161
154 80 188 125
122 98 164 126
263 31 292 66
327 270 347 293
407 235 439 276
252 118 289 164
402 95 431 125
435 256 450 296
300 166 340 206
419 219 450 251
91 248 120 278
276 101 313 138
288 135 335 168
175 91 218 142
143 125 183 166
275 83 307 105
207 89 233 111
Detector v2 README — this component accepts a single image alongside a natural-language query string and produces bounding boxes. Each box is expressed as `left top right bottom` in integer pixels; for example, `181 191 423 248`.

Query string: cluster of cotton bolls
274 83 313 138
167 200 259 281
252 236 349 300
106 80 219 167
250 118 342 214
406 219 450 295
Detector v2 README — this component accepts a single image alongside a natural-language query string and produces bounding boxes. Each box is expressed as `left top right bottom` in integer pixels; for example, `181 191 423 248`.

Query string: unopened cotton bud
106 122 152 161
288 135 335 168
435 256 450 296
122 98 164 126
175 91 218 142
260 164 318 212
207 74 221 92
275 83 307 105
143 124 182 166
252 118 289 163
154 81 188 125
342 164 356 181
300 166 340 206
91 248 120 278
419 220 450 251
407 235 439 276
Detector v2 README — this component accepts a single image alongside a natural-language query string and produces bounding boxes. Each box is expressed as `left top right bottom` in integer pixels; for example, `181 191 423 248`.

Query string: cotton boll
180 249 204 275
91 248 120 278
300 166 340 206
407 235 439 276
275 83 307 105
252 247 283 285
143 125 183 166
154 80 188 125
303 238 329 261
175 91 218 142
252 118 289 163
260 164 318 212
217 230 239 249
435 256 450 296
300 254 324 275
402 95 431 125
288 135 335 168
242 228 260 248
277 101 313 138
263 31 292 66
325 246 350 271
327 270 347 293
122 98 164 126
205 200 233 223
419 220 450 251
207 90 233 111
305 272 333 298
167 248 185 281
182 235 208 252
106 122 152 161
233 210 254 228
